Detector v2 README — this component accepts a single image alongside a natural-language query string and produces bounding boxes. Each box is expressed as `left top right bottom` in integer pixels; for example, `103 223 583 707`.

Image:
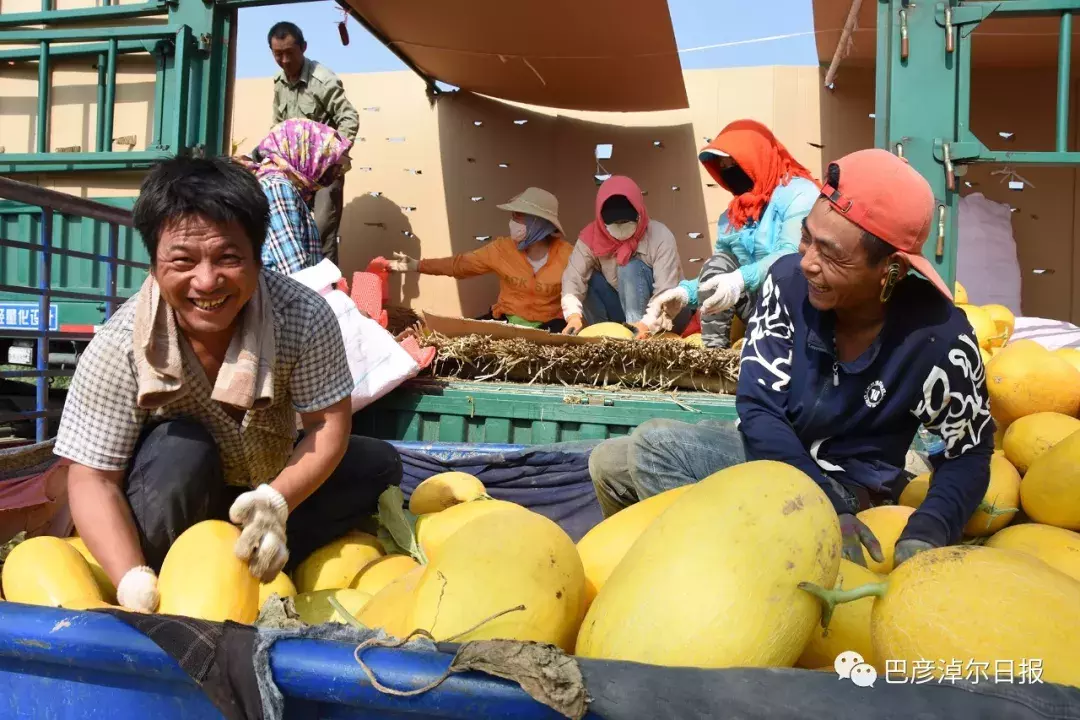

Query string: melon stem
797 581 888 629
327 596 366 630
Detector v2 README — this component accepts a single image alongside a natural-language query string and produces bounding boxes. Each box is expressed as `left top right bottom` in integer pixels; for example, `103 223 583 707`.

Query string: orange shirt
419 236 573 323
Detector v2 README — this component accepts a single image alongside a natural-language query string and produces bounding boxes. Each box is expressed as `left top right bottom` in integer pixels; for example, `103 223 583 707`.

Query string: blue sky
235 0 819 79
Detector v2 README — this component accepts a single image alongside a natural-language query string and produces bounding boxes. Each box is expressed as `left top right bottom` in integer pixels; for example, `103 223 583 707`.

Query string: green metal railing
876 0 1080 289
0 0 324 174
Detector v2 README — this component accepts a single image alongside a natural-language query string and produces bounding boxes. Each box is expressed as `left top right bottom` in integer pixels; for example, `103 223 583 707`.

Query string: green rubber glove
838 513 884 568
893 538 935 568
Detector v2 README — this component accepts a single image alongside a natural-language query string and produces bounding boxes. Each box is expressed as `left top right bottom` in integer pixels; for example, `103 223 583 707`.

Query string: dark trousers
697 252 756 349
313 175 345 265
124 419 402 572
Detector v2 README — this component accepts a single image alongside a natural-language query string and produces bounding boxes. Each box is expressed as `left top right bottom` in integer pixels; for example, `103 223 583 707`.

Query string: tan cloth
132 275 276 412
560 219 684 319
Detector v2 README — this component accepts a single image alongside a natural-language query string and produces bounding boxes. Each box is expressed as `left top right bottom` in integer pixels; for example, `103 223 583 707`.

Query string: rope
352 604 526 697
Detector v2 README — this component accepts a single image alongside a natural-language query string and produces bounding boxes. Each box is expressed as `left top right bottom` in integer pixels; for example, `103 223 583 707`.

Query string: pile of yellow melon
947 281 1080 537
3 459 1080 688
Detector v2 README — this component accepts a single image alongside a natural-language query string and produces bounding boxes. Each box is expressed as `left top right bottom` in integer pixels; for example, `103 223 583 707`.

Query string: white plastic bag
289 260 419 412
956 193 1023 315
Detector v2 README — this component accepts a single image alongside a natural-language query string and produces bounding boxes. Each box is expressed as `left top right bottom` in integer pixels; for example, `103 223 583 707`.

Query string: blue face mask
515 215 558 251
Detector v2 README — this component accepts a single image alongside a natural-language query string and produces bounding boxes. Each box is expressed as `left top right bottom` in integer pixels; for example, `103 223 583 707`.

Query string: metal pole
1057 11 1073 152
105 223 119 320
96 52 107 152
103 38 118 151
36 210 53 443
172 26 190 152
36 42 49 154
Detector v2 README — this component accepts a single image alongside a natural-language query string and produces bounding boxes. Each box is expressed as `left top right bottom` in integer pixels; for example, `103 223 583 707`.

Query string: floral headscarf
238 119 352 203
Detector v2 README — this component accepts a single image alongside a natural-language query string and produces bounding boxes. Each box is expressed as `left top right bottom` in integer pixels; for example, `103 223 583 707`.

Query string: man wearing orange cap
589 149 995 568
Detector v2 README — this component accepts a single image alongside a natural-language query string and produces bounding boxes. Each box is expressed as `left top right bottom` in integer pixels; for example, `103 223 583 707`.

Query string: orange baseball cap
819 148 952 301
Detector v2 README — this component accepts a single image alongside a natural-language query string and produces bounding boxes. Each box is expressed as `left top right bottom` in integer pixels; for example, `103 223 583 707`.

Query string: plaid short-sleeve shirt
54 269 353 487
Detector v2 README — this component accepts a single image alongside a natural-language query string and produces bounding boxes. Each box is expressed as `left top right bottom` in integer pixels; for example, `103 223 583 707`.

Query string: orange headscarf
700 119 818 231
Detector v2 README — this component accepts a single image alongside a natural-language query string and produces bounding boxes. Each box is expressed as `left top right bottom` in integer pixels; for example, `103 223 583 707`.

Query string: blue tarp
393 441 605 543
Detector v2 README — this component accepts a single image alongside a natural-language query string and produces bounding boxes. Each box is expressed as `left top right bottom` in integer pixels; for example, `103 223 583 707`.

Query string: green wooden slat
578 423 610 441
439 415 467 443
484 418 512 444
531 420 559 445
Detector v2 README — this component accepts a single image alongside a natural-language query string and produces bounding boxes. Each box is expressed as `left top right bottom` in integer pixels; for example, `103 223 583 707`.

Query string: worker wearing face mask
388 187 573 332
561 175 685 335
638 120 820 348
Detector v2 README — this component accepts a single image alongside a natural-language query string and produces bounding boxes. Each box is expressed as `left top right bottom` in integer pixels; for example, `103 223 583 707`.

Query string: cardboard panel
342 0 688 112
812 0 1080 69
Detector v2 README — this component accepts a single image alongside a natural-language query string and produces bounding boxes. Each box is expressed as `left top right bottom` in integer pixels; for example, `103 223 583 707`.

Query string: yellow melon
979 347 992 367
855 505 916 574
415 499 526 565
1020 428 1080 530
293 531 384 593
986 340 1080 428
981 304 1015 348
954 281 968 304
350 554 420 596
898 474 931 509
578 322 634 339
408 472 488 515
869 546 1080 687
259 572 297 607
649 332 683 341
576 485 691 609
985 523 1080 582
2 536 103 608
158 520 259 623
994 423 1006 450
957 304 997 350
356 566 425 638
294 588 372 625
408 509 586 652
796 559 883 672
65 537 117 604
576 461 841 668
731 315 746 343
683 333 704 347
1055 347 1080 374
963 453 1021 537
1002 412 1080 474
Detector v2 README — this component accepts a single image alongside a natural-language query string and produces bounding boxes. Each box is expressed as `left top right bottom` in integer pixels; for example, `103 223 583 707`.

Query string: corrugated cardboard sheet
343 0 689 111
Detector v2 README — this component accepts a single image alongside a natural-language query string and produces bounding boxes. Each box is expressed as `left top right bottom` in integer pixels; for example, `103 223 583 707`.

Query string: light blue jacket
680 176 819 305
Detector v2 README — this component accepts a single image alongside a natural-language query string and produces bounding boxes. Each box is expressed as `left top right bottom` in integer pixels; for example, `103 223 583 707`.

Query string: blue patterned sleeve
262 179 319 276
736 180 817 295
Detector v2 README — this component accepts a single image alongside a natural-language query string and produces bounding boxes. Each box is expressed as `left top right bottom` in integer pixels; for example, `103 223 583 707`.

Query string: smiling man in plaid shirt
54 156 400 614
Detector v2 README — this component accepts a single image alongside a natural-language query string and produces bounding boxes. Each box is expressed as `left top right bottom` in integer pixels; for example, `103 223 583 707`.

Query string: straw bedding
417 332 741 393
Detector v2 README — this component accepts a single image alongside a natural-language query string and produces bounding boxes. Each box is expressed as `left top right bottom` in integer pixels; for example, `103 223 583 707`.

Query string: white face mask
606 221 638 241
509 220 527 242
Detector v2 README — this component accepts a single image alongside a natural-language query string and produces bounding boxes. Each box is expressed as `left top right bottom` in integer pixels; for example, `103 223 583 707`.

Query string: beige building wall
3 49 1077 320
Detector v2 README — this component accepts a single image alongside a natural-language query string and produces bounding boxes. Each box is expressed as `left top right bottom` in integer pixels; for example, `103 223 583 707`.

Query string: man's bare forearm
270 397 351 511
68 464 147 586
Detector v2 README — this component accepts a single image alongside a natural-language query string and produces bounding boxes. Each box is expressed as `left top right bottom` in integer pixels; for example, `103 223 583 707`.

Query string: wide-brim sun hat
497 187 565 236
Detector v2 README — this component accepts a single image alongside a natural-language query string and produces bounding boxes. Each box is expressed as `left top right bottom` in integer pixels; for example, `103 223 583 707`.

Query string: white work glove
700 271 745 316
388 251 419 273
117 565 160 613
229 483 290 583
640 286 690 333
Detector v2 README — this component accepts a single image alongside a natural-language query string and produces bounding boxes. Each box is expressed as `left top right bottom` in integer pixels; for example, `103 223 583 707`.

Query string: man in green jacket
268 21 359 265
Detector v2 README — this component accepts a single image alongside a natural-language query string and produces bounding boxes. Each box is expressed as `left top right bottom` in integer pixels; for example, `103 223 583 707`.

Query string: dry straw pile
418 332 741 393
